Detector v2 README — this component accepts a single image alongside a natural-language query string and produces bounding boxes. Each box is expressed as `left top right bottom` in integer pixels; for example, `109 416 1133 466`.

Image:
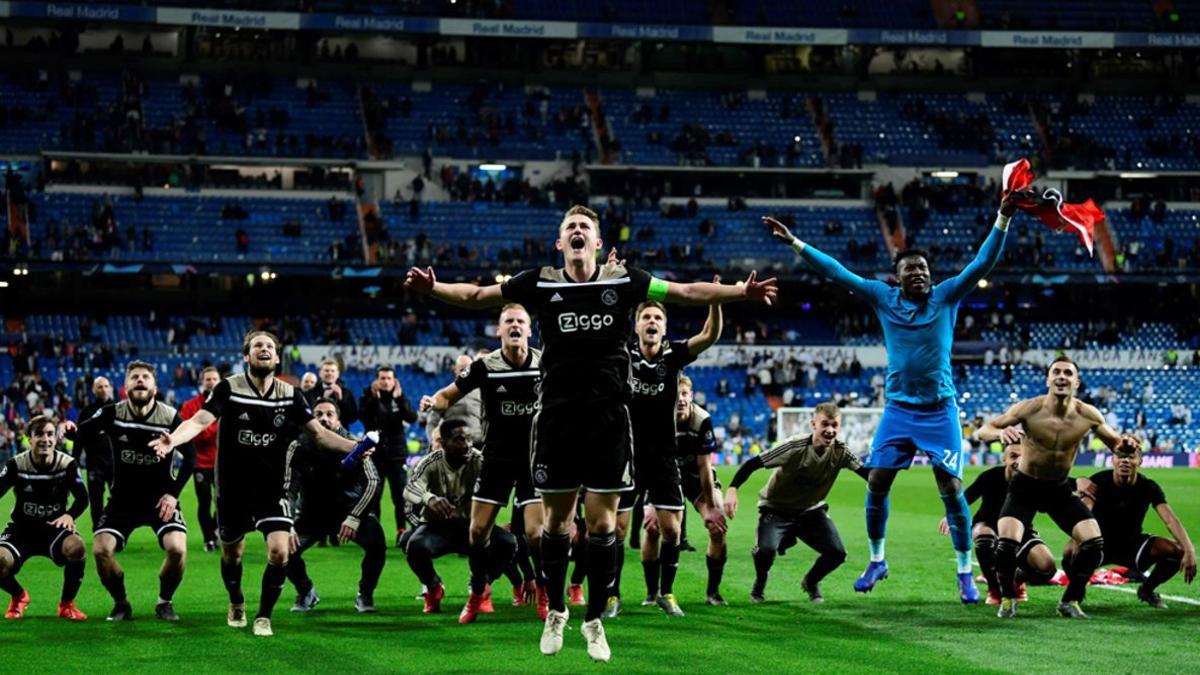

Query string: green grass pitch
2 466 1197 673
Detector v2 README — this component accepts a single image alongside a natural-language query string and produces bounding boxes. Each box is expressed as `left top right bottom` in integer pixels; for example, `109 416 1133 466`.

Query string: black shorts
531 400 634 494
1103 533 1157 574
681 466 721 506
0 522 75 568
999 471 1094 536
473 456 538 508
95 503 187 552
216 490 294 544
619 454 684 512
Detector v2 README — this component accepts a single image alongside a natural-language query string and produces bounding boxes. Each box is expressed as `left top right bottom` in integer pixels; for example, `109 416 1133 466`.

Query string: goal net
775 407 885 460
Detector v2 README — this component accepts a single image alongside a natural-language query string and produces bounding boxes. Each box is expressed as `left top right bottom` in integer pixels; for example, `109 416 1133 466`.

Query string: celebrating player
402 419 516 614
724 402 868 603
358 365 419 548
673 376 729 605
284 398 385 614
181 366 221 552
425 355 485 448
766 188 1032 603
937 444 1058 605
611 296 725 619
1070 442 1196 609
0 416 89 621
419 304 546 624
977 356 1141 619
75 376 114 530
406 204 776 662
67 361 195 622
149 330 359 637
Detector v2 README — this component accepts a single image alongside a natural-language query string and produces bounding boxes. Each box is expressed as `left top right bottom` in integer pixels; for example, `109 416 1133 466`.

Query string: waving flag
1002 158 1105 256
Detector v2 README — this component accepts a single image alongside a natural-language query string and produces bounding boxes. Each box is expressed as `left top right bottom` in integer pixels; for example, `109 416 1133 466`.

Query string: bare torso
1017 396 1097 480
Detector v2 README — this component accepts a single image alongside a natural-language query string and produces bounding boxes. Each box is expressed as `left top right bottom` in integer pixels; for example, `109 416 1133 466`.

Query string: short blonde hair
678 375 693 391
813 402 841 419
560 204 599 229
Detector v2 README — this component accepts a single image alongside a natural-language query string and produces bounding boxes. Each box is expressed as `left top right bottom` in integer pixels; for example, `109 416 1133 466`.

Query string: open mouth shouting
569 234 587 251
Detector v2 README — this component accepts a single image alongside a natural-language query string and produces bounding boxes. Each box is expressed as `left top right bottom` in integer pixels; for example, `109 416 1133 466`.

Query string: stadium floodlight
479 163 507 171
1119 172 1155 179
931 171 959 178
0 281 8 288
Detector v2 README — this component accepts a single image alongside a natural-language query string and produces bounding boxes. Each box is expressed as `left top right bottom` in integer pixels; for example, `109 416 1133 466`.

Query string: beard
249 363 276 378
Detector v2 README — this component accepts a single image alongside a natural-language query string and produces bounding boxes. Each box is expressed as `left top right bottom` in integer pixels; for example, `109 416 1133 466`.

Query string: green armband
647 277 669 302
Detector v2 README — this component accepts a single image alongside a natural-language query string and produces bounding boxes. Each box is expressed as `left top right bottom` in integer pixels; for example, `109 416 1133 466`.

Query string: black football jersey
675 403 719 473
628 340 696 454
202 374 314 496
963 466 1009 527
0 451 87 525
1088 470 1167 543
76 400 194 509
454 348 543 461
501 262 654 410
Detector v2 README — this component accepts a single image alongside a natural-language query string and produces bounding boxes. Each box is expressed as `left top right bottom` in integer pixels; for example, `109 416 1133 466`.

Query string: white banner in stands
157 7 301 30
979 31 1114 49
439 18 576 39
711 26 847 45
1024 348 1174 370
298 345 464 373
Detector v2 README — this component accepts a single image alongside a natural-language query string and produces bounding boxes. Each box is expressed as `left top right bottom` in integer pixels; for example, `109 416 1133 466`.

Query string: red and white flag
1002 158 1105 257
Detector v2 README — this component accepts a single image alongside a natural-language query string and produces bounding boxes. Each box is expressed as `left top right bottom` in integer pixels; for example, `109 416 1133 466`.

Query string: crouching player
285 398 386 614
0 415 89 620
724 403 868 603
672 376 728 605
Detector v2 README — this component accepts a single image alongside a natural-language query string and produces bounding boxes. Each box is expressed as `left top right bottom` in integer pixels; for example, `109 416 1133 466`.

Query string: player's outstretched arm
420 382 464 415
404 266 506 310
304 418 358 454
723 456 764 519
976 401 1031 444
765 215 882 299
686 278 724 356
1081 403 1139 452
938 189 1033 301
664 271 777 307
1154 503 1197 584
150 410 215 458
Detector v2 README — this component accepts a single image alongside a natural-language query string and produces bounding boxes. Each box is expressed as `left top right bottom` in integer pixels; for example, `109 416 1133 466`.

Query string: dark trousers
87 471 110 530
405 520 516 588
374 453 408 531
753 505 847 590
287 516 387 597
193 468 218 544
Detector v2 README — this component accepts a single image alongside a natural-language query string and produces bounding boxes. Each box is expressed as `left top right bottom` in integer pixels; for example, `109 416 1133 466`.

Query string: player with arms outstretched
767 187 1032 603
977 356 1141 619
149 331 359 636
406 204 776 662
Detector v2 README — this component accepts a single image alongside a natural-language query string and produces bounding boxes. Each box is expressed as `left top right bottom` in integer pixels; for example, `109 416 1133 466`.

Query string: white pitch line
1094 584 1200 606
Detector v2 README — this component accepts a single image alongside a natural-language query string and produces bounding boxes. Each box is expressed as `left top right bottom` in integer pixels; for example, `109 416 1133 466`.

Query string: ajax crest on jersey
274 413 287 428
656 363 667 377
601 289 619 306
534 467 549 485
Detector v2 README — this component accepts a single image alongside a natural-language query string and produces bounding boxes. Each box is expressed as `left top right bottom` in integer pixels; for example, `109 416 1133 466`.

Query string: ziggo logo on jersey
238 430 278 447
557 312 615 333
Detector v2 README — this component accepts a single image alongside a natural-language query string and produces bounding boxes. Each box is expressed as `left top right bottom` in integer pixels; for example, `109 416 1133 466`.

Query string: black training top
1088 469 1167 543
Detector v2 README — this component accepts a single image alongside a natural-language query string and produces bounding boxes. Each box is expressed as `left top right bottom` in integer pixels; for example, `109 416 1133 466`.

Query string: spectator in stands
235 227 249 254
1143 380 1155 404
1169 403 1192 427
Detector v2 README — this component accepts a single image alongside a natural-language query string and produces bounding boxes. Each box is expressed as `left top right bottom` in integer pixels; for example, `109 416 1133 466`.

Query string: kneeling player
724 403 868 603
285 399 386 614
69 360 195 622
978 357 1140 619
937 444 1057 605
672 376 728 605
1068 443 1196 609
0 415 89 620
420 304 546 623
402 419 516 615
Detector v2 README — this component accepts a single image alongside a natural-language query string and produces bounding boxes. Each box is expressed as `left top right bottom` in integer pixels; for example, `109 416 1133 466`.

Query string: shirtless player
977 356 1140 619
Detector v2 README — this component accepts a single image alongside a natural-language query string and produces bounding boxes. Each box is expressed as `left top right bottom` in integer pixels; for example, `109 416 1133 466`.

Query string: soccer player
613 297 725 619
149 330 359 637
936 444 1058 605
0 415 89 621
284 399 385 614
402 418 516 614
766 188 1031 603
1069 442 1196 609
724 402 868 603
419 304 546 624
425 354 484 448
406 204 776 661
67 360 195 622
75 376 114 530
181 366 221 552
977 356 1141 619
358 364 418 548
674 376 729 605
